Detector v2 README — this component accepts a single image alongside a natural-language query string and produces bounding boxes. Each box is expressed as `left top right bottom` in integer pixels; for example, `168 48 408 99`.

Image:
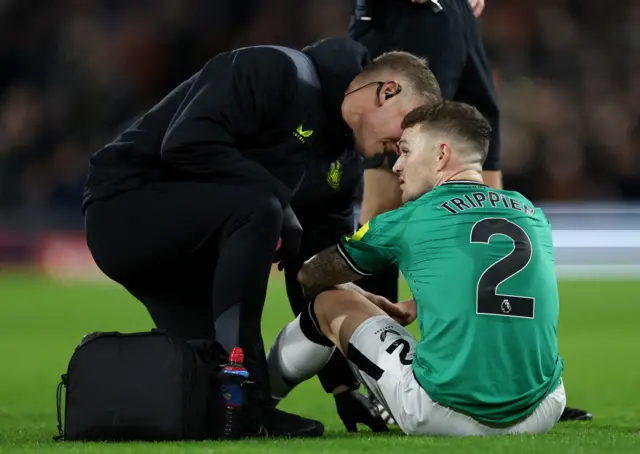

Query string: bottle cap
229 347 244 364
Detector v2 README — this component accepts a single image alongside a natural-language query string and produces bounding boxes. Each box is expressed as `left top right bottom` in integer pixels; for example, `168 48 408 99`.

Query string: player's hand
275 204 303 270
395 299 417 326
364 292 413 324
468 0 485 17
334 389 389 433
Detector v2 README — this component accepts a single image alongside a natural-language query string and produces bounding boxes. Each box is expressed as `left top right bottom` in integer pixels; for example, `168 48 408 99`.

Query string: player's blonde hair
402 101 492 164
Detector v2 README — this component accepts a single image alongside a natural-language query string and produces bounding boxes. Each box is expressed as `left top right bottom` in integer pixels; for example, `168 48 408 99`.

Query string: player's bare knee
313 290 369 337
313 291 348 337
311 291 336 337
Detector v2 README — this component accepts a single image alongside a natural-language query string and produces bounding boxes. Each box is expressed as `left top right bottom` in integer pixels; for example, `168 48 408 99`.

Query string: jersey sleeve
337 207 406 276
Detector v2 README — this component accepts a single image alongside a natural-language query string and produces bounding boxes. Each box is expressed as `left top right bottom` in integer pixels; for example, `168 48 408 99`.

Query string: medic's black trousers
84 180 283 408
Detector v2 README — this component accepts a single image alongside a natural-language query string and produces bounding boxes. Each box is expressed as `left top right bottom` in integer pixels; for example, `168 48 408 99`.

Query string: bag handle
53 374 66 441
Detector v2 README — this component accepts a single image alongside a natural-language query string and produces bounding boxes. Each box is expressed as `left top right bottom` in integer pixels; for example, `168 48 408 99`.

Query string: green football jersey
338 181 563 424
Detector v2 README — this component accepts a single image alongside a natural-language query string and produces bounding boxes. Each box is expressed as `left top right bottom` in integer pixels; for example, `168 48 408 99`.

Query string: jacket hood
302 37 370 150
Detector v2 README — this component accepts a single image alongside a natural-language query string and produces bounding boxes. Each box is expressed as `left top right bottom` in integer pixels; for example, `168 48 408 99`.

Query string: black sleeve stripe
336 241 372 276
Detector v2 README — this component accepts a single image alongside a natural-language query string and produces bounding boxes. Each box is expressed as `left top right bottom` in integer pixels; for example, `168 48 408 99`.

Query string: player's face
393 126 439 203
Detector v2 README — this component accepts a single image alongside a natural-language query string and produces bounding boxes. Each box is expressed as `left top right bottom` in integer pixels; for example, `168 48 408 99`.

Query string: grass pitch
1 274 639 453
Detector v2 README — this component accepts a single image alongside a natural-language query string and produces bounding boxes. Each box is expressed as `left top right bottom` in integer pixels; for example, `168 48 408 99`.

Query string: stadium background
0 0 638 277
0 1 639 452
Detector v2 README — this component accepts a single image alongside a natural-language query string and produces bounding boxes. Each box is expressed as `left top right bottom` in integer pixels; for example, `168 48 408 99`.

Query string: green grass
1 274 639 452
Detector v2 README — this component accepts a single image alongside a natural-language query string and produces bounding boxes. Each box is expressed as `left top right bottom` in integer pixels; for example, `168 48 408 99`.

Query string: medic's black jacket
82 38 370 212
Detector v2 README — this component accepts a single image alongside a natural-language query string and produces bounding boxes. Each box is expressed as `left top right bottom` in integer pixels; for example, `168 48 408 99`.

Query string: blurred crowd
0 0 638 214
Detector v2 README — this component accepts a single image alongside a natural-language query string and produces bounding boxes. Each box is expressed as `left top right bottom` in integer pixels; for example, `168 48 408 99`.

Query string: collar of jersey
407 180 490 206
442 180 488 187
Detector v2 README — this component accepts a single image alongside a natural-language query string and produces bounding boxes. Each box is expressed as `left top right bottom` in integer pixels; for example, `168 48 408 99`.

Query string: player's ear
437 143 451 171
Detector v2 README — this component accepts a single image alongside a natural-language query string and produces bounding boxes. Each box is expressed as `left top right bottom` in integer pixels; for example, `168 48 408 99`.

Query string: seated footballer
266 101 566 436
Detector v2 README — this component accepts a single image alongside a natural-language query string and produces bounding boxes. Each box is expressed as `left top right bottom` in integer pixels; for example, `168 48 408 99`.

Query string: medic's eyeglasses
344 81 402 100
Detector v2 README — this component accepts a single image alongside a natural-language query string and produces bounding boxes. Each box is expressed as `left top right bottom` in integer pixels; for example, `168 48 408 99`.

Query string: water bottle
219 347 249 440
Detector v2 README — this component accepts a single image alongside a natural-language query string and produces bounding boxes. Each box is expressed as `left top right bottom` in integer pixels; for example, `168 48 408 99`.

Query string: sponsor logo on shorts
375 326 400 342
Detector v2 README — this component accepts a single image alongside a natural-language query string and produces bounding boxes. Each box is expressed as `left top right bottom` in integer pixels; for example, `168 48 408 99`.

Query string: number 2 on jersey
470 218 535 319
